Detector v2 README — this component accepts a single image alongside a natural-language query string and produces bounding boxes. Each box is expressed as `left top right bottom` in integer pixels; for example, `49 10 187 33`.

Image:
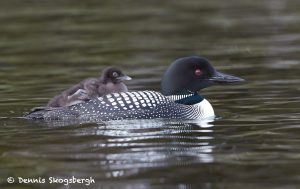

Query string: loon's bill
209 71 245 84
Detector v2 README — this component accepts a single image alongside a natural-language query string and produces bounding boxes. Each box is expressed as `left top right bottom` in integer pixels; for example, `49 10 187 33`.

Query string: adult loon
25 56 244 121
47 67 131 107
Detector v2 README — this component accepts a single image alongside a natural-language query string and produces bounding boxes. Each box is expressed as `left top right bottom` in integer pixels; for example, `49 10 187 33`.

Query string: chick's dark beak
117 75 132 81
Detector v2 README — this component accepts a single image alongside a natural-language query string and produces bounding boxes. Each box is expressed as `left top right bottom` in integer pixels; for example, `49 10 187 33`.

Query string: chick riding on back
47 67 131 107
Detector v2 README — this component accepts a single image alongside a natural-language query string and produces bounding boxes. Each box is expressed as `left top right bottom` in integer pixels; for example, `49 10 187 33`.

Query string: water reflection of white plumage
71 118 216 179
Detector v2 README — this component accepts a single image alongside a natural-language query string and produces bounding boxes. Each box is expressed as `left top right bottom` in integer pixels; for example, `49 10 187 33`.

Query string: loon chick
25 56 244 121
47 67 131 107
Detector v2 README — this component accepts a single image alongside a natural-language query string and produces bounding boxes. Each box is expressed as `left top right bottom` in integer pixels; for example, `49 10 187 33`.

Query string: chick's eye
194 69 202 76
112 72 119 77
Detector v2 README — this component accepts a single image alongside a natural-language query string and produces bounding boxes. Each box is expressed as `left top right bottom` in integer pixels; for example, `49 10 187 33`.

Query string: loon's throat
167 92 204 105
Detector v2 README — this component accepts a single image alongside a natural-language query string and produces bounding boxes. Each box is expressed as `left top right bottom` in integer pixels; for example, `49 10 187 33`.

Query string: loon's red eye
195 69 202 76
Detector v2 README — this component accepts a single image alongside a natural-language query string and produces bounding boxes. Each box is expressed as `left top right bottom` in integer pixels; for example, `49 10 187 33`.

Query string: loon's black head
102 67 132 84
161 56 244 95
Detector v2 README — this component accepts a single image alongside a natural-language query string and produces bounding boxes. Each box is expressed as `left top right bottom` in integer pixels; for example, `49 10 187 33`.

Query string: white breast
193 99 215 119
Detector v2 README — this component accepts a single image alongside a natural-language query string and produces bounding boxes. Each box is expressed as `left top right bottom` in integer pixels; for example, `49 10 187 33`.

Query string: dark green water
1 0 300 188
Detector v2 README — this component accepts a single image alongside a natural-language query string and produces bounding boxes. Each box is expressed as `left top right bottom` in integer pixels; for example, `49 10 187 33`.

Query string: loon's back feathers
26 91 214 121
